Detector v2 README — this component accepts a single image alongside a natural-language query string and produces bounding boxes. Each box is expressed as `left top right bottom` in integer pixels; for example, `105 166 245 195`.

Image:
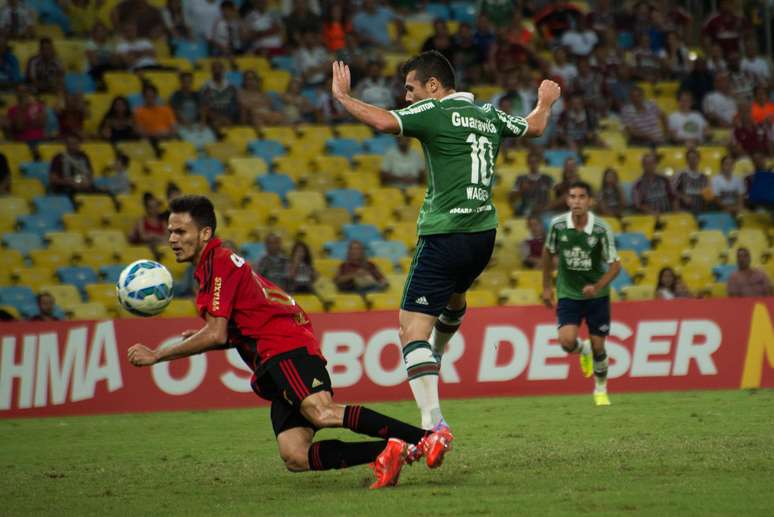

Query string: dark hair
166 181 181 198
142 191 156 205
221 0 235 9
142 82 158 96
37 291 53 303
105 95 130 118
291 241 313 266
116 152 130 166
656 267 677 290
401 50 456 90
568 180 593 196
169 195 217 233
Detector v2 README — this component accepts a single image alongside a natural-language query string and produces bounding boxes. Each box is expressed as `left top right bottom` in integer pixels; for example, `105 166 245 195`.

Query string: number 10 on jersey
466 133 494 187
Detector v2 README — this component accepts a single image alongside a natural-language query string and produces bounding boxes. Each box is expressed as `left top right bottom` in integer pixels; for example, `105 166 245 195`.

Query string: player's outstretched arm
541 248 555 308
331 61 400 134
525 80 561 137
582 261 622 298
127 314 229 366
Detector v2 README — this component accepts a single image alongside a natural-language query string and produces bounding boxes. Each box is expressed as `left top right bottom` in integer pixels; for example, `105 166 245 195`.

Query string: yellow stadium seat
29 248 74 269
73 247 119 270
61 213 96 233
159 299 197 318
205 141 245 162
87 229 128 250
367 187 404 207
466 289 498 308
313 156 351 175
370 257 396 275
0 249 25 271
732 228 768 249
313 207 351 227
366 292 401 311
294 294 324 313
68 302 109 320
0 143 33 171
476 270 512 292
268 209 311 236
104 72 143 97
621 284 654 301
384 273 406 294
500 288 540 306
223 126 258 151
117 140 156 163
261 126 298 144
273 156 310 179
101 212 136 236
176 174 212 195
117 245 154 265
287 191 326 215
702 282 727 298
336 124 373 141
469 85 501 101
155 57 192 71
139 71 180 100
622 214 656 239
160 140 197 163
10 177 45 200
0 196 30 220
357 206 394 231
352 154 383 174
75 193 116 216
156 247 190 278
37 142 65 162
338 171 380 191
384 222 417 250
314 258 342 279
653 231 692 251
382 52 411 75
329 294 367 313
617 249 641 274
243 191 282 211
225 207 270 228
262 70 291 93
229 157 268 179
85 282 120 307
40 284 82 309
659 212 697 233
583 148 621 168
83 93 113 134
677 266 714 291
313 277 337 302
12 267 58 291
641 249 682 269
217 175 255 205
738 211 773 230
233 55 271 72
634 266 661 287
691 230 727 249
0 305 21 320
298 224 338 252
81 142 116 175
502 218 530 241
511 270 543 291
393 205 419 223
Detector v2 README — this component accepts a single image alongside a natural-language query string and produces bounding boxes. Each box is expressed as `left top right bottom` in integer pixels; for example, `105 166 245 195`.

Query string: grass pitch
2 390 773 516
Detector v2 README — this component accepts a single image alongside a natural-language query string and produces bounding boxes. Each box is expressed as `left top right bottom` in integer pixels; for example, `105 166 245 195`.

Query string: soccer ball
116 260 174 317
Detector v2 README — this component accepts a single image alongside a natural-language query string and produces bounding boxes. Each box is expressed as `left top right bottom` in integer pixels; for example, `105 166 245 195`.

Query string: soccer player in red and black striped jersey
127 195 451 488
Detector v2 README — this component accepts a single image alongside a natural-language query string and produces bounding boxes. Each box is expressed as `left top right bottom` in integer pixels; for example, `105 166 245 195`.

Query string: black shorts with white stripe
251 348 333 436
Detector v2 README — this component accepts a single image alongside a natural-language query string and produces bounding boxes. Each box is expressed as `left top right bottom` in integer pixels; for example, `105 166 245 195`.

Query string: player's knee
558 336 577 352
301 400 338 429
280 449 308 472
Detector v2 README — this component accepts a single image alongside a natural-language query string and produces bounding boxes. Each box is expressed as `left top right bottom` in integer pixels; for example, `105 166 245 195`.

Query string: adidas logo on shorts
415 296 429 305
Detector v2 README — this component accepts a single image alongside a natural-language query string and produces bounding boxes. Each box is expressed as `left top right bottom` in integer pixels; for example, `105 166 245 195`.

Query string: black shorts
401 229 496 316
556 296 611 336
251 348 333 437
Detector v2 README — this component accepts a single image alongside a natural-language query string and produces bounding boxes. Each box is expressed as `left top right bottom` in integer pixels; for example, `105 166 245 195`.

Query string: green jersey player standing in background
331 51 560 455
542 181 621 406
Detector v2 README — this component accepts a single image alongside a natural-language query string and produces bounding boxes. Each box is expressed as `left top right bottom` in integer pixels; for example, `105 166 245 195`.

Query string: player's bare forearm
593 261 621 292
525 80 561 137
128 315 228 366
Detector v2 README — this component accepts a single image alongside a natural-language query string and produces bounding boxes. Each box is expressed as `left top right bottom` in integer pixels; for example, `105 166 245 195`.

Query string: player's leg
557 298 593 376
586 297 611 406
430 293 466 362
399 235 456 430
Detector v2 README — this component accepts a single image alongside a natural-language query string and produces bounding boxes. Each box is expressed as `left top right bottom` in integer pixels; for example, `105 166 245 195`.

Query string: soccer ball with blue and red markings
116 260 174 317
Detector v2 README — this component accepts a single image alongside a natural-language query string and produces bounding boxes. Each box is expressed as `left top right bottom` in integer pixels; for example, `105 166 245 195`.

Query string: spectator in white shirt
668 91 709 144
184 0 222 42
740 40 771 84
559 15 598 58
116 21 159 71
354 60 392 109
243 0 284 54
380 137 424 188
210 0 244 57
549 47 577 86
294 31 331 87
702 73 738 127
711 155 745 213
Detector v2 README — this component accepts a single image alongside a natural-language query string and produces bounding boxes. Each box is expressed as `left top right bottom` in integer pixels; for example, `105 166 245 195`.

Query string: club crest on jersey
587 236 598 247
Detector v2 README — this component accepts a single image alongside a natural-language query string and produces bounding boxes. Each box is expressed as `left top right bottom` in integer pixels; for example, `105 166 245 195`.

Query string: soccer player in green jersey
331 51 561 440
542 181 621 406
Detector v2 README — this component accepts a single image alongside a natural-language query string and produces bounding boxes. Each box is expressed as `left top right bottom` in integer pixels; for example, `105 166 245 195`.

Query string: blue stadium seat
326 138 364 160
2 232 44 255
342 224 382 244
615 232 650 255
57 266 98 294
174 39 209 63
248 139 286 164
326 189 365 215
225 70 243 87
369 240 408 263
324 240 351 260
426 2 451 19
271 55 296 73
21 162 50 187
0 286 37 312
100 264 126 284
127 92 144 109
611 268 633 291
544 149 582 167
64 72 96 94
28 0 70 32
258 173 295 200
364 135 397 154
33 195 74 218
241 242 266 263
697 212 737 234
187 157 225 185
713 264 737 282
450 1 476 23
301 88 319 105
18 214 62 236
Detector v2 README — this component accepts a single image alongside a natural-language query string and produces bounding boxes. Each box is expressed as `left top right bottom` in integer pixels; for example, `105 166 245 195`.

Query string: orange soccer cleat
422 423 454 469
369 438 407 489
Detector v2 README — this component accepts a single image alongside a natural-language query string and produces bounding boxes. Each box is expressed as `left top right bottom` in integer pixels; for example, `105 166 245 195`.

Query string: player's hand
181 329 198 339
537 80 561 107
128 344 159 367
582 284 598 298
331 61 351 100
542 287 554 309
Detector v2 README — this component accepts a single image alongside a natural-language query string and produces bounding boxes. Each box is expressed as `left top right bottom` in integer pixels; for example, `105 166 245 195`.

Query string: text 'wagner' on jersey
390 92 528 236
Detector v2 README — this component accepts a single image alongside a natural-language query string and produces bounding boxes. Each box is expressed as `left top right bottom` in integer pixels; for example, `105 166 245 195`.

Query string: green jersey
390 92 528 236
545 211 619 300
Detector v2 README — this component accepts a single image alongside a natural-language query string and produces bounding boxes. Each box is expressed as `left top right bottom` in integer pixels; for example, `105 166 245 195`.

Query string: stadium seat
249 139 287 164
712 264 737 282
351 154 383 175
3 232 44 256
68 302 109 320
0 196 30 221
691 229 727 250
188 156 225 180
75 194 116 217
329 294 367 313
11 177 46 201
40 284 83 310
258 173 296 200
324 240 351 260
0 286 37 311
314 207 352 227
677 266 714 291
239 242 266 263
223 126 258 151
342 224 382 244
357 205 395 231
616 232 651 255
611 269 634 291
363 135 397 154
12 266 58 291
18 214 62 236
287 191 327 217
732 228 768 249
653 231 692 251
642 249 683 269
466 289 498 308
366 292 401 311
116 140 157 163
103 72 142 97
85 283 120 309
33 195 74 218
98 264 125 283
617 249 642 274
369 241 408 263
659 212 698 234
622 214 656 239
369 256 396 276
476 270 512 292
58 266 99 293
499 288 540 306
326 189 366 215
385 222 418 249
697 212 736 234
326 138 364 160
173 39 209 63
544 149 581 167
621 284 653 301
229 157 268 180
511 270 543 292
64 72 96 94
294 294 324 313
338 171 380 191
87 229 128 250
29 247 74 270
20 161 50 187
117 246 154 265
159 299 198 318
